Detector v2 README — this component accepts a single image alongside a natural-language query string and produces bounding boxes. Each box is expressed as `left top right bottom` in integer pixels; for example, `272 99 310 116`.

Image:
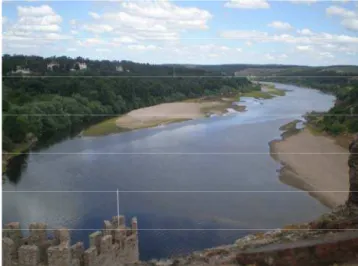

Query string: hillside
2 55 254 157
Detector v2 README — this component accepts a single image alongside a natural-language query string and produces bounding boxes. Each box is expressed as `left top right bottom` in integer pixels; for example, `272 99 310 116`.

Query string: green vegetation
265 84 286 96
279 120 301 131
279 120 302 139
240 91 274 99
3 55 254 155
262 69 358 137
236 83 286 100
253 65 358 137
82 117 189 136
82 117 127 136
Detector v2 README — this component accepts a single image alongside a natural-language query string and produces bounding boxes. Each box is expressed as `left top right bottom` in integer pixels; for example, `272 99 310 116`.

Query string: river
3 83 335 260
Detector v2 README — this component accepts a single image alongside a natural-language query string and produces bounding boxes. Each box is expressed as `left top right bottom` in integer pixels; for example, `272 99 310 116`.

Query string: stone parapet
2 216 139 266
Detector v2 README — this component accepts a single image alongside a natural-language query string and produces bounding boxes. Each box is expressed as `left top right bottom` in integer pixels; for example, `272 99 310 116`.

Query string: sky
2 0 358 65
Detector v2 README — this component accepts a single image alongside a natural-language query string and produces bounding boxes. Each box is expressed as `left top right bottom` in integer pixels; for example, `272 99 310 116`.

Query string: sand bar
270 127 349 208
115 101 238 129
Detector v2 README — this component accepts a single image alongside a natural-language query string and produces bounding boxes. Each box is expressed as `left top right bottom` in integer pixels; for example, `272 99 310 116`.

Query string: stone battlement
2 215 139 266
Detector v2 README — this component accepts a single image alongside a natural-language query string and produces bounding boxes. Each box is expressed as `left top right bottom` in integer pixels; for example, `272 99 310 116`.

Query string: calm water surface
3 83 335 260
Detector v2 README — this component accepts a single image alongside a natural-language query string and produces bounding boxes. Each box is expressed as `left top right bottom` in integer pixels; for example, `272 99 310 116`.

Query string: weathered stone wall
2 215 139 266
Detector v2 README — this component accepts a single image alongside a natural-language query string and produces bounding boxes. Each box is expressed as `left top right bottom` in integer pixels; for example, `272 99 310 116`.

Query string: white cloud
95 48 111 52
81 0 212 42
290 0 317 5
319 52 334 58
66 48 77 52
220 29 358 45
3 16 8 24
17 5 55 17
3 4 68 50
208 53 219 58
297 28 314 35
45 33 71 40
77 38 107 47
268 21 293 31
326 5 358 32
296 45 312 51
321 43 337 49
15 24 61 32
265 53 275 60
127 44 158 51
225 0 270 9
88 12 100 19
335 0 350 3
112 36 136 44
342 18 358 31
83 24 113 33
326 6 355 18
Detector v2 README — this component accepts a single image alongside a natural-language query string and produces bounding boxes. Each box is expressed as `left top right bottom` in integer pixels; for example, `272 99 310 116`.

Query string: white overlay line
2 190 355 193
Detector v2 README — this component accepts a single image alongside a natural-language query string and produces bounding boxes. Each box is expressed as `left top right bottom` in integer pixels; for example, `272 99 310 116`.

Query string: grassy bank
82 116 189 137
264 83 286 96
238 83 286 100
82 117 128 137
239 91 275 99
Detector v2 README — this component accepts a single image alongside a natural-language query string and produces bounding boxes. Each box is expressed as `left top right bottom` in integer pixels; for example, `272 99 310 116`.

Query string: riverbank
270 123 350 208
83 96 245 136
2 137 37 176
83 83 286 137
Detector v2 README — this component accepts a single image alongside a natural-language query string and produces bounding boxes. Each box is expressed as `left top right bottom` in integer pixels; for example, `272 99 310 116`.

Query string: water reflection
5 153 29 184
3 84 336 260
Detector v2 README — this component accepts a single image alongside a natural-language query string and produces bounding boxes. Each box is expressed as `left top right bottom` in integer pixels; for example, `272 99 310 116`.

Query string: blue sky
2 0 358 65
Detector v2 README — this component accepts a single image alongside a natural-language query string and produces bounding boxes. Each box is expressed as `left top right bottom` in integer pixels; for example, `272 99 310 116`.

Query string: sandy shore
83 98 244 136
116 100 241 129
270 127 349 208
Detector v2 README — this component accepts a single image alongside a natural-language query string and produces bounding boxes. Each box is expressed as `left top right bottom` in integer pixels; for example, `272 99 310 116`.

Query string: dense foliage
258 68 358 135
306 85 358 135
3 55 253 150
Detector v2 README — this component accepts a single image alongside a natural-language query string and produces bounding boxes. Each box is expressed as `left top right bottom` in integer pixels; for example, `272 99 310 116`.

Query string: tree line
259 69 358 135
2 55 254 151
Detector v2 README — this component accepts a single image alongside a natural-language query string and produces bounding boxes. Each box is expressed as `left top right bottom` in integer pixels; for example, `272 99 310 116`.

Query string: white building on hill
71 62 87 71
11 66 31 74
47 62 60 71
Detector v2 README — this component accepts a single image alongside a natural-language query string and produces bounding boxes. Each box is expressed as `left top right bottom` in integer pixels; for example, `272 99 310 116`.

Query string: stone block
3 238 15 266
4 222 22 249
47 246 71 266
84 247 97 266
89 231 102 254
18 245 39 266
100 235 112 254
29 223 47 245
54 228 70 247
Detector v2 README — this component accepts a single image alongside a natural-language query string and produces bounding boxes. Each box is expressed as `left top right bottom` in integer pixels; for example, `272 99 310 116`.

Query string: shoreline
82 96 245 136
270 122 350 209
83 83 285 137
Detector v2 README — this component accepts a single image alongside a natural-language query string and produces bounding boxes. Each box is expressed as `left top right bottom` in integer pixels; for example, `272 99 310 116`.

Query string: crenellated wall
2 215 139 266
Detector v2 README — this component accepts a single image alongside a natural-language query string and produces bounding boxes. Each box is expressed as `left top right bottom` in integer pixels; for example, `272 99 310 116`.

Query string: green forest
2 55 254 152
3 55 358 152
259 69 358 136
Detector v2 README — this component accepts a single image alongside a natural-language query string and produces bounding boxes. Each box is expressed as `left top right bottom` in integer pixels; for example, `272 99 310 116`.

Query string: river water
3 83 335 260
